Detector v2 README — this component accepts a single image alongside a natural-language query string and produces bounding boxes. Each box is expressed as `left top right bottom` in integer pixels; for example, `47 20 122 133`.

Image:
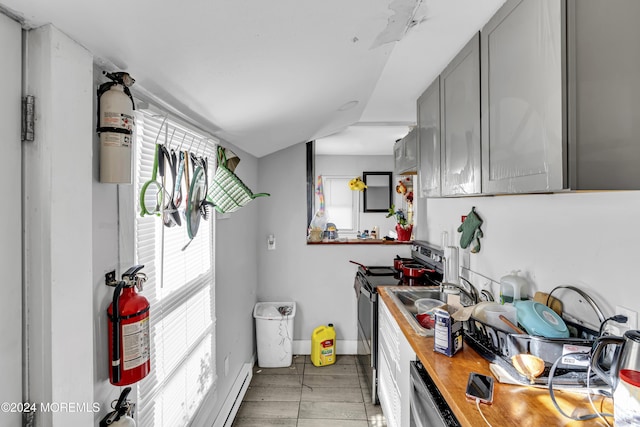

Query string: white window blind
321 175 359 236
133 111 217 427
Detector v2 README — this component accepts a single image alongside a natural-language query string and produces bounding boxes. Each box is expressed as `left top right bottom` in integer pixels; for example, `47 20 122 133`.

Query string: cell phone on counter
465 372 494 404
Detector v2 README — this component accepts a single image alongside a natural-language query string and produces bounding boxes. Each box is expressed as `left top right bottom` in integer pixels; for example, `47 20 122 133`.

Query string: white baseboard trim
293 339 359 355
212 362 253 427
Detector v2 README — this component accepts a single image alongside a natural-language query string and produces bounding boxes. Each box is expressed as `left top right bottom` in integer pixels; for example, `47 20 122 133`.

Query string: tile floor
232 355 387 427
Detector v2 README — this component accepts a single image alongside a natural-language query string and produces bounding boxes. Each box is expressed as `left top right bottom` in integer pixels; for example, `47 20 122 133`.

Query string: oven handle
354 274 375 300
359 282 374 300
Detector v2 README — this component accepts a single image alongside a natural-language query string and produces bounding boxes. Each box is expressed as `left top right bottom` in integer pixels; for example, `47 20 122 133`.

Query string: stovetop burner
355 241 446 291
361 266 396 276
357 268 441 289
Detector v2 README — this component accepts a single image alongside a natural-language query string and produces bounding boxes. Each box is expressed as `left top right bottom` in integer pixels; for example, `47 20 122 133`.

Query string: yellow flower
348 177 367 192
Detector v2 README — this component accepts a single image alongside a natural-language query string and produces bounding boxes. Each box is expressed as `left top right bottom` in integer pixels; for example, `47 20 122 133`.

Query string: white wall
207 146 260 422
417 191 640 325
257 144 412 353
0 12 23 427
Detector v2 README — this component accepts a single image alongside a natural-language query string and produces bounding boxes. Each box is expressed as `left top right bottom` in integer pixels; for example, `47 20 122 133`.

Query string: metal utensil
163 148 182 227
173 151 185 208
184 165 206 248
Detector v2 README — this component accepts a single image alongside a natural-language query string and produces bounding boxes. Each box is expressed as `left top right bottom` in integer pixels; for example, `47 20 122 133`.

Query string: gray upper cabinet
567 0 640 190
441 33 481 196
394 128 418 175
416 0 640 196
417 76 441 198
481 0 565 194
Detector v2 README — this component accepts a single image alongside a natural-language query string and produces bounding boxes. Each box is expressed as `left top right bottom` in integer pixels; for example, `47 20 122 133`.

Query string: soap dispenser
499 271 528 304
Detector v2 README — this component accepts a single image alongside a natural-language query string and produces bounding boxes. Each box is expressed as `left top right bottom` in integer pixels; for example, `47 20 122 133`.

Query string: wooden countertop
378 287 613 427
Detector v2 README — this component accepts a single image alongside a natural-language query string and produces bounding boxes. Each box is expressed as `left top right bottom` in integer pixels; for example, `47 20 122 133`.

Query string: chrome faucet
440 277 479 306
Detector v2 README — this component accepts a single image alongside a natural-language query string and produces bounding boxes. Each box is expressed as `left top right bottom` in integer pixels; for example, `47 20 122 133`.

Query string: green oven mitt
457 207 483 253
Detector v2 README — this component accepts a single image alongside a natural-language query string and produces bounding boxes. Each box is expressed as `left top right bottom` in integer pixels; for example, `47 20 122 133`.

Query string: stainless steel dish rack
463 286 607 387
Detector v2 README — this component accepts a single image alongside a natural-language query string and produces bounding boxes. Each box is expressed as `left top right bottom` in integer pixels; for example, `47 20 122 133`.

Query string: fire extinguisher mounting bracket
103 71 135 87
105 270 117 287
105 265 146 288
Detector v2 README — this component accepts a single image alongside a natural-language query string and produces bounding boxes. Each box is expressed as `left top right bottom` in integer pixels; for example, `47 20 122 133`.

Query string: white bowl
415 298 444 314
484 304 518 331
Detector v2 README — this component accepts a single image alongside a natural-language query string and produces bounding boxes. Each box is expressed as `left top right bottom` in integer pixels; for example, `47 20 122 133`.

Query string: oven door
409 361 460 427
355 273 378 403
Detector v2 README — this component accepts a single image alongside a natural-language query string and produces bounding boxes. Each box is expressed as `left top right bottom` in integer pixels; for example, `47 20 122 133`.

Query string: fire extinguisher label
121 317 150 370
102 111 135 131
101 132 131 148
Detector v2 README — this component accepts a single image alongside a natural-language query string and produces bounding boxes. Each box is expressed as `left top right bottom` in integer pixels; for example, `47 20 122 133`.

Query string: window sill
307 239 412 245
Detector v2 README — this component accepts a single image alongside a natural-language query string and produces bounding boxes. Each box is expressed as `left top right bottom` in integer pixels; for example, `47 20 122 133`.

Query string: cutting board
533 291 562 315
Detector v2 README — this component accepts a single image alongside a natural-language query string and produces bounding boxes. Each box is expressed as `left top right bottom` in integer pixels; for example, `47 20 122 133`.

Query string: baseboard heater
213 362 252 427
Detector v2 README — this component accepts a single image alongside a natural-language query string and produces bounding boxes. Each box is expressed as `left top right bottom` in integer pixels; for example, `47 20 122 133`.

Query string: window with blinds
133 111 217 427
321 175 359 237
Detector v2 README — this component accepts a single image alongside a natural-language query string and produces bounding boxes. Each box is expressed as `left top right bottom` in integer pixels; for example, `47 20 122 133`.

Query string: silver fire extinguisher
99 387 136 427
97 71 135 184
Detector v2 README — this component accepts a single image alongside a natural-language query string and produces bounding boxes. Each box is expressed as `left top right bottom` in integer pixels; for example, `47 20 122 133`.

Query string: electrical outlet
615 305 638 331
267 234 276 250
224 355 230 376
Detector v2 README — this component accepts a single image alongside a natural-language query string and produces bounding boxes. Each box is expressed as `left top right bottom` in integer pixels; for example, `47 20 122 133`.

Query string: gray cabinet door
403 128 418 173
417 76 441 198
568 0 640 190
394 129 418 175
441 33 481 196
481 0 566 194
394 138 404 173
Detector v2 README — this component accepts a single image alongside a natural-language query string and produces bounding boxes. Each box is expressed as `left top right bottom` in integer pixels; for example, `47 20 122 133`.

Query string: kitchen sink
385 287 447 336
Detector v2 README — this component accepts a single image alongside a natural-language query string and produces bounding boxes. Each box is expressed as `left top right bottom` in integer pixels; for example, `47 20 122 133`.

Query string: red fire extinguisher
107 265 150 386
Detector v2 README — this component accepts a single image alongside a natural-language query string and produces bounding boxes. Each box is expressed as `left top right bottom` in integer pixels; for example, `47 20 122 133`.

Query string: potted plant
386 204 413 241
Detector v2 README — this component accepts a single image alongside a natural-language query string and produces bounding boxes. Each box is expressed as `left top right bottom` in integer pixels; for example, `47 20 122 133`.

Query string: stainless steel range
355 241 444 404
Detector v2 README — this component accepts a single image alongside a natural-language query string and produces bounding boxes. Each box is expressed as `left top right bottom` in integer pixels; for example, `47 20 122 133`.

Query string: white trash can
253 302 296 368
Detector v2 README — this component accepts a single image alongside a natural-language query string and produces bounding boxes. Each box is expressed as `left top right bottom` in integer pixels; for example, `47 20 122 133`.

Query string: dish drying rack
464 286 608 388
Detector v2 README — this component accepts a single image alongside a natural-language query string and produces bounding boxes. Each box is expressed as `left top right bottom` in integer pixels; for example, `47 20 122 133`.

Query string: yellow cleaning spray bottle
311 323 336 367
